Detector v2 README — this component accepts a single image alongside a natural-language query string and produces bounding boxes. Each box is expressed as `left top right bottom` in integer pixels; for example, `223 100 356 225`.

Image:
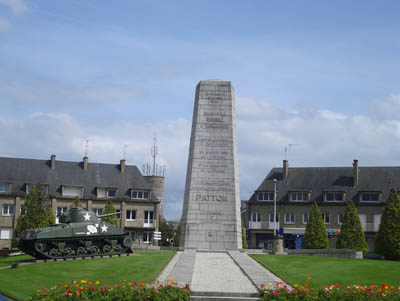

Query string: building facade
0 155 164 249
246 160 396 251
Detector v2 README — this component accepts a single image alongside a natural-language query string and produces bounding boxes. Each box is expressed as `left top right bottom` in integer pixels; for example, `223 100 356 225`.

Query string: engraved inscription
196 194 228 202
200 123 228 129
206 117 223 122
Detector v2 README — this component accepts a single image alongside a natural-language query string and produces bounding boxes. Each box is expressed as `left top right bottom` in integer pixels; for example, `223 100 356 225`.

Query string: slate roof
0 156 155 200
250 165 400 205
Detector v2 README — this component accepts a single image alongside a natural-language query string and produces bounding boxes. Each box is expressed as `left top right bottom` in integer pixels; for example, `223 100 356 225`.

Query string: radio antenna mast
284 144 299 160
84 138 95 157
151 134 158 176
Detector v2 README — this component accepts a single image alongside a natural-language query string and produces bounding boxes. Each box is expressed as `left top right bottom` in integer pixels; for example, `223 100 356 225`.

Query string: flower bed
30 278 190 301
261 278 400 300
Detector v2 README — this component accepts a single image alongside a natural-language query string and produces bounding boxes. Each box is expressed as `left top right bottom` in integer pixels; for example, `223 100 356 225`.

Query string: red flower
114 284 120 289
260 283 265 289
139 282 144 287
305 282 309 288
137 289 141 295
44 289 49 294
185 283 190 289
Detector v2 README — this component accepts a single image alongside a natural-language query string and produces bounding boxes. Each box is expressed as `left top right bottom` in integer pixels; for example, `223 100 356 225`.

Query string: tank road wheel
114 244 122 254
102 245 112 254
63 248 73 257
77 247 86 256
49 248 58 258
34 241 45 253
89 246 99 255
123 236 132 248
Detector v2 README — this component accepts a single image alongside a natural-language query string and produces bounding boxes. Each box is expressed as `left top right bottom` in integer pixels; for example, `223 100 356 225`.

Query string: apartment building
0 155 164 249
247 160 396 251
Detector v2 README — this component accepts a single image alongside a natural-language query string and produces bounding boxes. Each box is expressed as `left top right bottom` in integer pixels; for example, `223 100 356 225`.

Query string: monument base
273 237 288 255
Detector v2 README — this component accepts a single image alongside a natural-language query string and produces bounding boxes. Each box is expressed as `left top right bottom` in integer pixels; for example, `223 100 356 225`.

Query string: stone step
191 291 259 298
190 294 260 301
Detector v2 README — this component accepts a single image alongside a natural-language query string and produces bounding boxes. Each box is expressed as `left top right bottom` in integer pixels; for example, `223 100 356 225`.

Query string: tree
102 200 119 227
336 200 368 253
173 223 181 247
158 218 174 246
302 202 330 249
71 197 81 208
375 188 400 260
242 222 248 249
13 185 55 247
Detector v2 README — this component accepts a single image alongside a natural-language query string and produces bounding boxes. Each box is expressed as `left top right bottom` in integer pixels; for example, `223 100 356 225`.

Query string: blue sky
1 0 399 220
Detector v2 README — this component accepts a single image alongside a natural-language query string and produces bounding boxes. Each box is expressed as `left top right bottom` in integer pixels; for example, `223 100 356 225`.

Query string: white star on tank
84 213 91 221
101 224 108 232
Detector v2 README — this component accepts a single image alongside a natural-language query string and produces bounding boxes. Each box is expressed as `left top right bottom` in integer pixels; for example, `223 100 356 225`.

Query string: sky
0 0 399 220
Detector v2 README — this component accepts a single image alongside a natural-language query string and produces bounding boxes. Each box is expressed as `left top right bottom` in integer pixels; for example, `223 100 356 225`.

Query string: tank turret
18 207 132 259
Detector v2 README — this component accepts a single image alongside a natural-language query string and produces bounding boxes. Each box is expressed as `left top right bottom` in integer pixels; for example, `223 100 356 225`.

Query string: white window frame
142 231 153 243
0 183 11 193
290 191 309 202
2 204 15 216
257 192 274 201
338 213 344 225
126 209 137 221
325 192 344 202
251 212 261 222
302 213 309 224
284 212 295 224
269 212 279 222
62 185 83 197
360 192 380 202
131 190 149 200
56 206 68 224
322 213 330 224
93 208 103 216
0 228 13 240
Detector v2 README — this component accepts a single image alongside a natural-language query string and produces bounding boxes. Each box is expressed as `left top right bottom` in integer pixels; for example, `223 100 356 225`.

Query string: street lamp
273 178 277 237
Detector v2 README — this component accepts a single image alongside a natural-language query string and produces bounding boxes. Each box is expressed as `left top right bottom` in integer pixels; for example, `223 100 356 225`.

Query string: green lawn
250 254 400 288
0 254 34 267
0 250 175 300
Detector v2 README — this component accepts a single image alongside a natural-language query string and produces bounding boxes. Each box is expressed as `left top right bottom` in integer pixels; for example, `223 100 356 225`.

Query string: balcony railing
248 221 380 232
249 221 280 230
125 219 156 228
361 222 380 232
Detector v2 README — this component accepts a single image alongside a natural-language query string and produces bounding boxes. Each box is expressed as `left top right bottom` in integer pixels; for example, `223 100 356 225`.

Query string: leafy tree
13 185 55 247
102 200 119 227
242 222 248 249
71 197 81 208
159 218 174 246
302 202 330 249
375 188 400 260
336 200 368 253
173 223 181 247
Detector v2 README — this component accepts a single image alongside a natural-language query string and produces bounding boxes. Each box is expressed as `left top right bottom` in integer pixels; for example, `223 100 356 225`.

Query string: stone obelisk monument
180 79 242 250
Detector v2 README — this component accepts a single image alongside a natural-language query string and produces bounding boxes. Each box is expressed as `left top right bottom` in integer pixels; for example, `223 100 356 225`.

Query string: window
302 213 309 224
284 213 295 224
251 212 261 222
128 231 136 241
325 192 344 202
290 192 309 202
142 232 152 243
269 212 279 222
126 210 137 220
26 183 33 194
144 211 154 224
56 207 68 224
132 191 149 200
258 192 274 201
97 188 117 198
374 214 381 232
93 208 103 216
63 185 83 197
361 192 380 202
338 213 344 225
322 213 330 224
107 189 117 198
2 204 15 216
0 228 13 240
0 183 11 193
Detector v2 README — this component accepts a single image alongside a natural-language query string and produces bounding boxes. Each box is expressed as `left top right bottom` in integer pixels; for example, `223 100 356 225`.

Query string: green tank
19 207 133 259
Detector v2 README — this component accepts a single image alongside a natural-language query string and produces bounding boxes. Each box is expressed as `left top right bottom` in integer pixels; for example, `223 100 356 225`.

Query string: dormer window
0 183 11 194
290 191 310 202
62 185 83 197
97 187 118 198
257 192 274 201
131 190 149 200
25 183 48 194
325 192 344 202
360 192 380 202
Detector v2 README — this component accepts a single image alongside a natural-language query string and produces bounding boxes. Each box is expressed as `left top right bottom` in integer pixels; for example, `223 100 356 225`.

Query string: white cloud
83 85 142 102
0 0 28 16
0 16 12 31
369 94 400 119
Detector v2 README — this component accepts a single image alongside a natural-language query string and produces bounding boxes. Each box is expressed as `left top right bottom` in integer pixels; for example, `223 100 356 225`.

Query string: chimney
353 159 359 187
51 155 56 169
283 160 288 180
83 156 88 170
120 159 126 173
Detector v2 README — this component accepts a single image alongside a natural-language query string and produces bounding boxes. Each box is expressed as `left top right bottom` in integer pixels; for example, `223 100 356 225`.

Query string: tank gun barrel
97 212 122 218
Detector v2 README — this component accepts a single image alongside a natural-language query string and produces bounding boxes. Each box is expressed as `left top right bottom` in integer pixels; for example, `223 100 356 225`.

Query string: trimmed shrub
302 202 330 249
102 200 119 227
336 200 368 253
375 188 400 260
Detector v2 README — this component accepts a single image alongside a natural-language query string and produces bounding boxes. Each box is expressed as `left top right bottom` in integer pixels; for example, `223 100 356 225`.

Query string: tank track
21 235 132 260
